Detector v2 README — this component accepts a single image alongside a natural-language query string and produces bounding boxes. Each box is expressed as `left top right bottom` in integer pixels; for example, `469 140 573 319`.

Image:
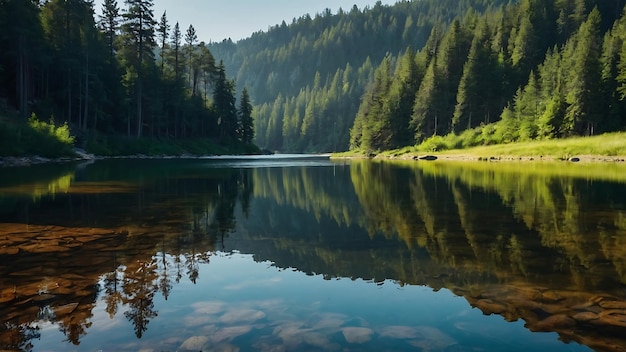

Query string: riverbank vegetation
350 1 626 155
0 112 75 158
0 0 257 157
370 131 626 160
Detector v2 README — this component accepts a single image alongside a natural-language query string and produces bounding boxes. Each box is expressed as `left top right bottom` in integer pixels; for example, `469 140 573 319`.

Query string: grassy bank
337 132 626 160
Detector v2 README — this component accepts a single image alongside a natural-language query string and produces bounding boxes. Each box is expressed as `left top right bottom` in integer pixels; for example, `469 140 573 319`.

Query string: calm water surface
1 156 626 351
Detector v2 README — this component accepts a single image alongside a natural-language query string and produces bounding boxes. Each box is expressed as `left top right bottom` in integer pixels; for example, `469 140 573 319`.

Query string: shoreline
3 151 626 168
332 153 626 163
390 154 626 163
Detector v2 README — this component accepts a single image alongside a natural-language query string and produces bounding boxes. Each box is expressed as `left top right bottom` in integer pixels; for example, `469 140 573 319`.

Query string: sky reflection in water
33 252 588 351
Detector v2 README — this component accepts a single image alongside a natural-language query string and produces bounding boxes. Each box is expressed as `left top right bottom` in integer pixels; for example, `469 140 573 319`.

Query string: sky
96 0 398 43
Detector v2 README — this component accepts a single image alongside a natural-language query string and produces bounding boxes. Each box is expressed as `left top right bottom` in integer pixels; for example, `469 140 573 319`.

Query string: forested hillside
352 0 626 153
0 0 255 155
210 0 511 152
212 0 626 153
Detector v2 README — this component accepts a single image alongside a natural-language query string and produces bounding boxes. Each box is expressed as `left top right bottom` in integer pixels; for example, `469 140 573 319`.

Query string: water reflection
0 158 625 351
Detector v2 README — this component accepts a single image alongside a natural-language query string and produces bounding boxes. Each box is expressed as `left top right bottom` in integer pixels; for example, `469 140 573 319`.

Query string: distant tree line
210 0 512 152
211 0 626 153
0 0 254 148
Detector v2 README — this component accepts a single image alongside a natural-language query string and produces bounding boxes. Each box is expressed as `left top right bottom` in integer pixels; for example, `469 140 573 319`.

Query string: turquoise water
34 252 587 351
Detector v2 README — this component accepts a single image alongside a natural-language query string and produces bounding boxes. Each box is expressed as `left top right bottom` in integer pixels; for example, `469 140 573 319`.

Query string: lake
1 156 626 351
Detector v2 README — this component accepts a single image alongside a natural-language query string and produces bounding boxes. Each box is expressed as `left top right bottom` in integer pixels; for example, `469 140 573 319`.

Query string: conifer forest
2 0 626 154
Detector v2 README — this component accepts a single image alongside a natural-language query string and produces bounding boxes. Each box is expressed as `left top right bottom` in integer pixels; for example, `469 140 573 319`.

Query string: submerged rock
572 311 599 322
205 343 240 352
312 318 344 331
409 326 457 350
341 327 373 344
192 300 226 314
179 336 210 351
219 308 266 324
474 298 507 315
532 314 576 332
378 325 419 339
212 325 252 343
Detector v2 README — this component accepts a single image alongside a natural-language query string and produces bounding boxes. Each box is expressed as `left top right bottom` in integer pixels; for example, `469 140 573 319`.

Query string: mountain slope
210 0 512 152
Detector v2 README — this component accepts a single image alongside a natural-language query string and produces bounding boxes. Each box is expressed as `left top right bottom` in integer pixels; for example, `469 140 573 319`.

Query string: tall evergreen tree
213 61 238 140
238 87 254 144
170 22 182 82
99 0 120 60
411 60 438 142
157 11 169 76
354 55 394 152
185 24 197 90
562 7 603 136
120 0 157 137
452 18 493 132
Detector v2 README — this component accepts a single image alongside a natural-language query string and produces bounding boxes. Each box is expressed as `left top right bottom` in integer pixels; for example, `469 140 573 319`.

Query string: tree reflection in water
0 159 626 351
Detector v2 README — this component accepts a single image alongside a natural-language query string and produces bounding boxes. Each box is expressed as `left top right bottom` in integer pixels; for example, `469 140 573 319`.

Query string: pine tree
157 11 169 76
99 0 120 60
600 28 623 131
452 19 492 132
562 8 603 136
120 0 157 137
266 93 284 150
411 60 438 142
358 55 393 152
185 24 197 90
536 48 565 138
170 22 182 81
238 88 254 144
515 71 540 140
213 61 238 140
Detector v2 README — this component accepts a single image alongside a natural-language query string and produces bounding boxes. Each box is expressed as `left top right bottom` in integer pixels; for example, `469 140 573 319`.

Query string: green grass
435 132 626 159
346 132 626 160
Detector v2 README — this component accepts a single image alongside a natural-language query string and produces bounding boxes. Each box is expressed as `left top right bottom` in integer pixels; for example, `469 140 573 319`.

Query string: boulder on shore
419 155 438 161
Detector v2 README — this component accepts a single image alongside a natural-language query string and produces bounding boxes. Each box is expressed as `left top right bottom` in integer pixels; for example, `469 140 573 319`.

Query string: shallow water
1 157 626 351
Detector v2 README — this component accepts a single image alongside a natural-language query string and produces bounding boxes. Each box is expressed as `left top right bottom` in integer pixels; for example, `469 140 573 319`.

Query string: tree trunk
18 34 27 118
83 51 90 131
136 79 143 138
68 71 72 124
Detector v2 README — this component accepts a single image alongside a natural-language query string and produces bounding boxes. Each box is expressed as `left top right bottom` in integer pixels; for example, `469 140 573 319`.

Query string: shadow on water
1 158 626 350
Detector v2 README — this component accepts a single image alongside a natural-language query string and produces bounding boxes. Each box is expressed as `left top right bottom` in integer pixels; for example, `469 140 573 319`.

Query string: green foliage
412 131 626 158
0 113 75 157
354 0 626 154
28 113 75 145
0 0 256 157
238 88 255 145
212 0 511 152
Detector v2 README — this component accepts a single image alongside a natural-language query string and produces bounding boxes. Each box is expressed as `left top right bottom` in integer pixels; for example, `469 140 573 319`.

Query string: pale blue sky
97 0 398 43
